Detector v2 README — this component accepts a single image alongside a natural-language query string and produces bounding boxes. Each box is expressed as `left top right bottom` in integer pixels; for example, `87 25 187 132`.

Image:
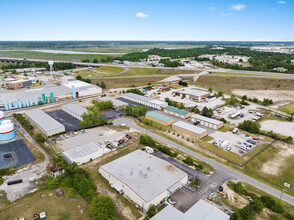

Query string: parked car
246 139 257 145
70 132 74 137
60 135 65 140
64 134 69 138
73 131 78 135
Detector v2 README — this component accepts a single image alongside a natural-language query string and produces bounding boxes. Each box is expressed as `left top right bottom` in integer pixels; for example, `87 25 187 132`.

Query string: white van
145 146 154 154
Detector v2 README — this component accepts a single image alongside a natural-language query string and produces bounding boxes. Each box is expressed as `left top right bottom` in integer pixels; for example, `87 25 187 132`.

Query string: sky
0 0 293 41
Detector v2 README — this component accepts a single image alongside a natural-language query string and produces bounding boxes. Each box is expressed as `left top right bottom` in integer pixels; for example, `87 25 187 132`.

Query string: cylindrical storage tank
34 95 38 106
26 100 30 107
18 100 22 108
22 100 26 108
42 94 46 104
8 103 13 110
4 102 9 111
14 101 19 109
0 122 15 141
0 111 4 121
50 93 54 103
29 100 33 106
1 119 11 124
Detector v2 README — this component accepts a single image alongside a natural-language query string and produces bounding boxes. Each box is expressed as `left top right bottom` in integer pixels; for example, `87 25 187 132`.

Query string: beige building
172 121 207 140
190 114 224 130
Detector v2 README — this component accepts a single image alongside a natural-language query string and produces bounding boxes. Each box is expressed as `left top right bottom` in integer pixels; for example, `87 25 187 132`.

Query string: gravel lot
58 127 126 151
261 120 294 138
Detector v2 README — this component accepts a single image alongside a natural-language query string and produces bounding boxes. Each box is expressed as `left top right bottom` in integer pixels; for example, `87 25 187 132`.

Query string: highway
113 117 294 206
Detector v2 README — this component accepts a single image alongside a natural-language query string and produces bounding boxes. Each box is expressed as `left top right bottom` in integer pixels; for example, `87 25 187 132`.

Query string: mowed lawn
76 66 125 78
0 188 90 220
281 103 294 114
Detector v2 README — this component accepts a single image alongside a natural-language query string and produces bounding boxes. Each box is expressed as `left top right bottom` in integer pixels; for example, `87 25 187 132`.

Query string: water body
33 49 126 55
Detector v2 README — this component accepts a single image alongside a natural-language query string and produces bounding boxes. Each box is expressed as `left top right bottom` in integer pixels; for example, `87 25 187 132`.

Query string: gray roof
100 150 187 202
25 109 65 133
151 200 229 220
98 96 128 107
0 85 72 105
191 114 223 125
123 93 154 102
173 121 207 134
62 103 87 116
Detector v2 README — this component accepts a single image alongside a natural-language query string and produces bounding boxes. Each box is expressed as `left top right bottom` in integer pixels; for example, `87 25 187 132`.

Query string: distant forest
0 41 294 49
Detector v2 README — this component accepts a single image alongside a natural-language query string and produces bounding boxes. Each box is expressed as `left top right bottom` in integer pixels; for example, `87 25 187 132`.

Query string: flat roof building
99 150 188 212
98 96 128 110
145 111 174 126
122 93 168 109
177 89 210 102
191 114 224 130
62 103 87 121
25 109 65 136
151 199 230 220
172 121 207 140
6 79 32 90
63 142 104 165
164 106 193 119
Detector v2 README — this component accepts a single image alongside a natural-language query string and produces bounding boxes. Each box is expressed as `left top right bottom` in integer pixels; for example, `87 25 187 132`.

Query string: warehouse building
6 79 32 89
176 89 210 102
122 93 168 109
145 111 174 126
172 121 207 140
151 199 230 220
25 109 65 136
191 114 224 130
99 150 188 212
63 142 105 165
98 96 128 110
164 106 193 119
62 103 87 121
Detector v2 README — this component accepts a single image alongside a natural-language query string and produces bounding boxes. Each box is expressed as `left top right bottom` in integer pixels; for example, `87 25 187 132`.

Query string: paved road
113 117 294 205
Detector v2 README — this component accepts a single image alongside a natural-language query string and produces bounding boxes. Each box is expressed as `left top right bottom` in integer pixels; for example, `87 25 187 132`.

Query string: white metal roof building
151 199 230 220
98 96 128 110
122 93 168 109
63 142 104 165
172 121 207 140
25 109 65 136
191 114 224 130
62 103 87 120
178 89 210 102
99 150 188 212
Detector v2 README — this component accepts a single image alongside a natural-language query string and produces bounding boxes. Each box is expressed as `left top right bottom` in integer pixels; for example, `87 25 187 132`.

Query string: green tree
35 133 46 143
79 108 107 127
93 58 98 63
147 204 158 218
208 88 212 93
90 195 115 220
201 107 213 118
238 120 260 134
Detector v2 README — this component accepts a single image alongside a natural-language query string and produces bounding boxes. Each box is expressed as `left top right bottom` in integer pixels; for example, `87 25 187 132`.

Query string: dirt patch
232 89 294 102
223 182 248 209
261 143 294 176
260 120 294 137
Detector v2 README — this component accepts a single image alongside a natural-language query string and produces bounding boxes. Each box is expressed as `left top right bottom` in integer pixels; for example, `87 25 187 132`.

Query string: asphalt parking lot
47 110 82 131
101 109 125 120
0 140 35 169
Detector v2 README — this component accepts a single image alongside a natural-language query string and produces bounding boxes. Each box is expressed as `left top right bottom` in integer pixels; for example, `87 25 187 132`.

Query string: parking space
0 140 35 169
209 130 262 155
101 109 125 120
47 110 82 131
58 126 127 151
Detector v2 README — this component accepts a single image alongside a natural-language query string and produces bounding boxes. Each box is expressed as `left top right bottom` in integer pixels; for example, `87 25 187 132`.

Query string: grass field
196 76 294 93
92 76 166 89
75 66 125 78
0 188 91 220
280 103 294 114
243 145 294 196
0 51 109 62
210 72 263 76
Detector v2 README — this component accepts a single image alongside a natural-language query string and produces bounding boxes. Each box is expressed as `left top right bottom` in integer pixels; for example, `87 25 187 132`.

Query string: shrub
147 204 158 218
46 176 62 189
90 195 115 220
238 120 260 134
35 133 46 143
182 157 194 166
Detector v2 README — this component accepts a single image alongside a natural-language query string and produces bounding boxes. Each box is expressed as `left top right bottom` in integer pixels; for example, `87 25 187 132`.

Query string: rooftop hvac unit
144 174 147 178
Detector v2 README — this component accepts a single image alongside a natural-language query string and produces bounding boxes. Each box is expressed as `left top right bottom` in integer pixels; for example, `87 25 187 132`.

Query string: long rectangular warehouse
99 150 188 212
25 109 65 136
122 93 168 109
98 96 128 110
145 111 174 126
190 114 224 130
164 106 193 119
62 103 87 121
172 121 207 140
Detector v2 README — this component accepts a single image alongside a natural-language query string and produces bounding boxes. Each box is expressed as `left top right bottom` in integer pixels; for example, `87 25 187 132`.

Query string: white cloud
231 4 247 11
209 7 216 10
135 12 149 18
278 1 286 4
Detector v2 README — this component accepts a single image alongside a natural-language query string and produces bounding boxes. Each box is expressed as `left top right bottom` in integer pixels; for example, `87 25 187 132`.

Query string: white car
120 123 127 127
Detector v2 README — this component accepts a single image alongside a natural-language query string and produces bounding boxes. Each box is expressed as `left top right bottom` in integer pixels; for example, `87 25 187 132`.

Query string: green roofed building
164 106 193 119
145 111 175 126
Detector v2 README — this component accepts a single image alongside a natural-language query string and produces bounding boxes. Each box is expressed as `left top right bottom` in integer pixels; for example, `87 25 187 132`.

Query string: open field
0 188 90 220
0 50 109 62
196 76 294 93
209 72 263 76
92 76 166 89
243 143 294 196
281 103 294 114
260 120 294 137
75 66 125 78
